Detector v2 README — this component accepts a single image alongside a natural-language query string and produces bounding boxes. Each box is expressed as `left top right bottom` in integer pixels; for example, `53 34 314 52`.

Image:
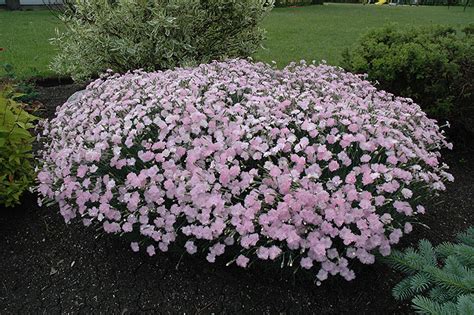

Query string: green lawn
0 9 61 79
256 3 474 67
1 4 473 79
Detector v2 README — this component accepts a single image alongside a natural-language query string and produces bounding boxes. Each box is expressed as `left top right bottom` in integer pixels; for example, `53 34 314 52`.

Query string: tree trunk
6 0 21 10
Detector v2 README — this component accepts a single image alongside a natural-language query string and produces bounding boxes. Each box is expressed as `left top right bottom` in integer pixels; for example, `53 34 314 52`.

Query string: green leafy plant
0 85 38 207
342 24 474 136
385 227 474 314
1 63 39 104
463 23 474 36
1 63 16 80
51 0 274 81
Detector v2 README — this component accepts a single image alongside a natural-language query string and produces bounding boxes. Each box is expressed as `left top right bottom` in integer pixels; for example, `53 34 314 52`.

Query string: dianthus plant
37 59 453 282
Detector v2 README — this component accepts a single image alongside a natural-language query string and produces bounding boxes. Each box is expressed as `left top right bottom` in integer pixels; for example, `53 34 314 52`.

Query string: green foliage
341 24 474 134
385 227 474 314
1 63 39 104
51 0 274 81
0 85 38 207
463 24 474 36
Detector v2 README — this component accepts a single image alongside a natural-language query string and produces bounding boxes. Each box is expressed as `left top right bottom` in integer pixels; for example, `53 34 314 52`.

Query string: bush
341 25 474 135
38 59 452 282
386 227 474 314
51 0 274 81
0 85 37 207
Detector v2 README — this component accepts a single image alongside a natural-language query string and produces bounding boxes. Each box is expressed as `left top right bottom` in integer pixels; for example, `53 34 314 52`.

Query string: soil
0 84 473 314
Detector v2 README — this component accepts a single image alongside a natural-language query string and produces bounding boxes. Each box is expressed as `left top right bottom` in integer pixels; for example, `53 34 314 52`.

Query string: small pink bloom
328 160 340 172
300 257 313 269
236 255 250 268
146 245 156 256
130 242 139 252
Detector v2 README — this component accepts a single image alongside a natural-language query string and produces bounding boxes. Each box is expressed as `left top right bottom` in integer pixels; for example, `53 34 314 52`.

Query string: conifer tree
386 228 474 314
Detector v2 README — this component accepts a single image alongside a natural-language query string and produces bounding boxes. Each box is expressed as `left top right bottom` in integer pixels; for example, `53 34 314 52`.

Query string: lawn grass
0 4 473 79
255 3 474 67
0 9 61 79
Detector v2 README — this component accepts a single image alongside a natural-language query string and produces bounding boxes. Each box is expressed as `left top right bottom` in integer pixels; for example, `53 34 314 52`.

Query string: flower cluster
37 59 453 282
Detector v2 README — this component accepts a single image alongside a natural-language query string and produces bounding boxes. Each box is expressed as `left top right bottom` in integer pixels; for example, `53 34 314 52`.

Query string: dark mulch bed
1 84 473 314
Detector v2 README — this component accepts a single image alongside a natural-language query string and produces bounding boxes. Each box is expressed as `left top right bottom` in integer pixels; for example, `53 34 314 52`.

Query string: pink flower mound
38 59 453 282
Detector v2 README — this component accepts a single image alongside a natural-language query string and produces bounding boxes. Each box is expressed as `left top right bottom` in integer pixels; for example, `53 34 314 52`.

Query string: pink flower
76 165 88 178
130 242 139 252
300 257 313 269
345 172 356 184
317 269 328 281
269 165 282 177
389 229 403 244
387 156 398 165
328 160 340 172
359 199 371 210
122 222 133 232
278 175 292 194
37 171 52 183
416 205 426 214
37 59 452 284
138 150 155 162
401 188 413 199
146 245 156 256
219 168 231 185
360 154 371 163
268 246 282 260
256 247 269 260
404 222 413 234
236 255 250 268
185 241 197 254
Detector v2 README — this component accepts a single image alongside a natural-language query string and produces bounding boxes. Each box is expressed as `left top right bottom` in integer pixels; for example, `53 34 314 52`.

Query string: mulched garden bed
1 83 472 314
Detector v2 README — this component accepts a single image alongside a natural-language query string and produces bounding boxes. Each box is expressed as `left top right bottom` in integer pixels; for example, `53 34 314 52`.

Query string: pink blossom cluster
37 59 453 282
